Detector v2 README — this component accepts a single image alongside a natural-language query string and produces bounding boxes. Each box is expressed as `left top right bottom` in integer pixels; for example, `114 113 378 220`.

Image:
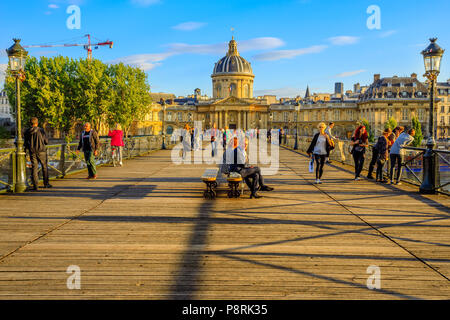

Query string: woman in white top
307 122 333 184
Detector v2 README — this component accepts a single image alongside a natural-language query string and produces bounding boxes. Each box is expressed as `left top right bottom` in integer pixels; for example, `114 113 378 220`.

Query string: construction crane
23 34 113 61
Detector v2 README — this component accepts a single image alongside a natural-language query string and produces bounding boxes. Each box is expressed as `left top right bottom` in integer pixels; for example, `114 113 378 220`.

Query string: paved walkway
0 147 449 299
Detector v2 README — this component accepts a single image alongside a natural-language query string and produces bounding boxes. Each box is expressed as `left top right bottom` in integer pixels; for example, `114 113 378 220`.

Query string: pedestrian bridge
0 143 449 299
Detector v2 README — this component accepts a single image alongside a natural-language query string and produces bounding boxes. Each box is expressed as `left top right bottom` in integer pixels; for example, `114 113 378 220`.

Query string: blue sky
1 0 450 98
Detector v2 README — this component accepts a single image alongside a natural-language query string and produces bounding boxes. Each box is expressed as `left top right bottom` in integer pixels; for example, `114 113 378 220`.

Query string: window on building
441 106 445 113
177 112 183 121
230 83 237 97
418 109 425 121
334 109 340 121
294 112 298 122
402 109 409 121
216 84 221 97
387 108 393 119
441 116 445 125
283 112 289 122
167 112 172 121
244 84 249 98
188 113 192 121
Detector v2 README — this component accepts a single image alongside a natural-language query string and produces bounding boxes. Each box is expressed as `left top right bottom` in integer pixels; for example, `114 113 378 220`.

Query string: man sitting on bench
226 136 274 199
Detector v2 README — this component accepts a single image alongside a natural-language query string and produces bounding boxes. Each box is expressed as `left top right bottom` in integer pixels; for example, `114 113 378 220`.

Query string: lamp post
420 38 444 194
161 99 166 149
6 39 28 193
294 107 299 150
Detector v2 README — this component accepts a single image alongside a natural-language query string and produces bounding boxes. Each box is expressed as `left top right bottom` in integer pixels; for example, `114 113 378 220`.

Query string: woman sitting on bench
226 136 274 199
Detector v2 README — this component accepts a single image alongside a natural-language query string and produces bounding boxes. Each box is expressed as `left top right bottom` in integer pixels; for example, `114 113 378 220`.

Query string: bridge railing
0 135 172 192
283 135 449 195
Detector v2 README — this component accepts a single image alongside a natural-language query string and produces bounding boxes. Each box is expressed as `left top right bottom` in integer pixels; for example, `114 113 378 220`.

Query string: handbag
348 144 354 154
308 155 314 173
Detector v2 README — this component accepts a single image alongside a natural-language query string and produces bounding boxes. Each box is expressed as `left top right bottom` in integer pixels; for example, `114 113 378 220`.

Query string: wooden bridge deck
0 147 449 299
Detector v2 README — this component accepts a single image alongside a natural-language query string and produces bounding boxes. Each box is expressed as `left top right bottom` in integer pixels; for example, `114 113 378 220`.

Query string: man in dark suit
24 117 52 190
76 122 100 179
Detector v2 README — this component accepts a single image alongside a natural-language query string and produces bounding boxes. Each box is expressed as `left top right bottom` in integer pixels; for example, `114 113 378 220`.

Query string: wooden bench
227 172 243 198
201 168 219 199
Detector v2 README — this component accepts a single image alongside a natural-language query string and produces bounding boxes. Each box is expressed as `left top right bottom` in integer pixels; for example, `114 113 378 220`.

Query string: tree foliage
4 56 151 141
361 118 375 142
384 117 398 130
411 116 423 147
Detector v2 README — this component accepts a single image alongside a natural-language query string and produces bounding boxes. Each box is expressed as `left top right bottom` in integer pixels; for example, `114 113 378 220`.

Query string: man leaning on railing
389 128 415 185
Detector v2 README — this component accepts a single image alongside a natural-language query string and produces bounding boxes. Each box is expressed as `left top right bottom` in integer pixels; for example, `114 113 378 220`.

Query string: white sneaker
355 177 361 181
315 179 320 184
318 180 323 184
395 181 402 185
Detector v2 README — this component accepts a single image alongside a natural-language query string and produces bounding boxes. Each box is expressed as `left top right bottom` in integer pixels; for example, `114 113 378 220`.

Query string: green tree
4 56 151 140
4 56 81 140
75 58 113 133
361 118 375 142
411 116 423 147
384 117 398 130
107 63 151 137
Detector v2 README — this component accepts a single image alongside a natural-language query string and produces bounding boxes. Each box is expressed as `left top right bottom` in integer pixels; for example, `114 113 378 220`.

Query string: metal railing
0 135 172 192
282 135 449 195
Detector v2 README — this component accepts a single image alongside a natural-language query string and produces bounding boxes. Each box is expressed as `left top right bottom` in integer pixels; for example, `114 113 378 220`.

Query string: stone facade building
0 90 14 124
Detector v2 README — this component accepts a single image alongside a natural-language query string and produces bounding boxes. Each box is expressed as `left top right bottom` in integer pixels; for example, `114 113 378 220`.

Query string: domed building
192 37 270 130
211 37 254 99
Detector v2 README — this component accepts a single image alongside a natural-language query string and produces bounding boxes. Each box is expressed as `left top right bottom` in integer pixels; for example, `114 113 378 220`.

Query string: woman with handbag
350 125 369 181
307 122 333 184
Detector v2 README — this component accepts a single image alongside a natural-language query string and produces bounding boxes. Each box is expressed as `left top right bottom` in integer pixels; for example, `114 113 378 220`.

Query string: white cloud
109 52 175 71
379 30 397 38
253 45 327 61
238 37 285 52
172 22 207 31
335 69 367 78
254 87 304 98
167 37 285 55
131 0 160 6
328 36 359 45
111 37 286 71
48 4 59 9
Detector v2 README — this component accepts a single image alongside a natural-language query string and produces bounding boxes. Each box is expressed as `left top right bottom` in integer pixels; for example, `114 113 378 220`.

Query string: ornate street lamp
420 38 444 194
294 107 299 150
160 98 166 149
6 39 28 193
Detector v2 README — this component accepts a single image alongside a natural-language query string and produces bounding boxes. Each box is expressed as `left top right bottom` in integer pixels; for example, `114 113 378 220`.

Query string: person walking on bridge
24 117 52 190
76 122 100 179
307 122 333 184
108 123 124 167
350 125 369 181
